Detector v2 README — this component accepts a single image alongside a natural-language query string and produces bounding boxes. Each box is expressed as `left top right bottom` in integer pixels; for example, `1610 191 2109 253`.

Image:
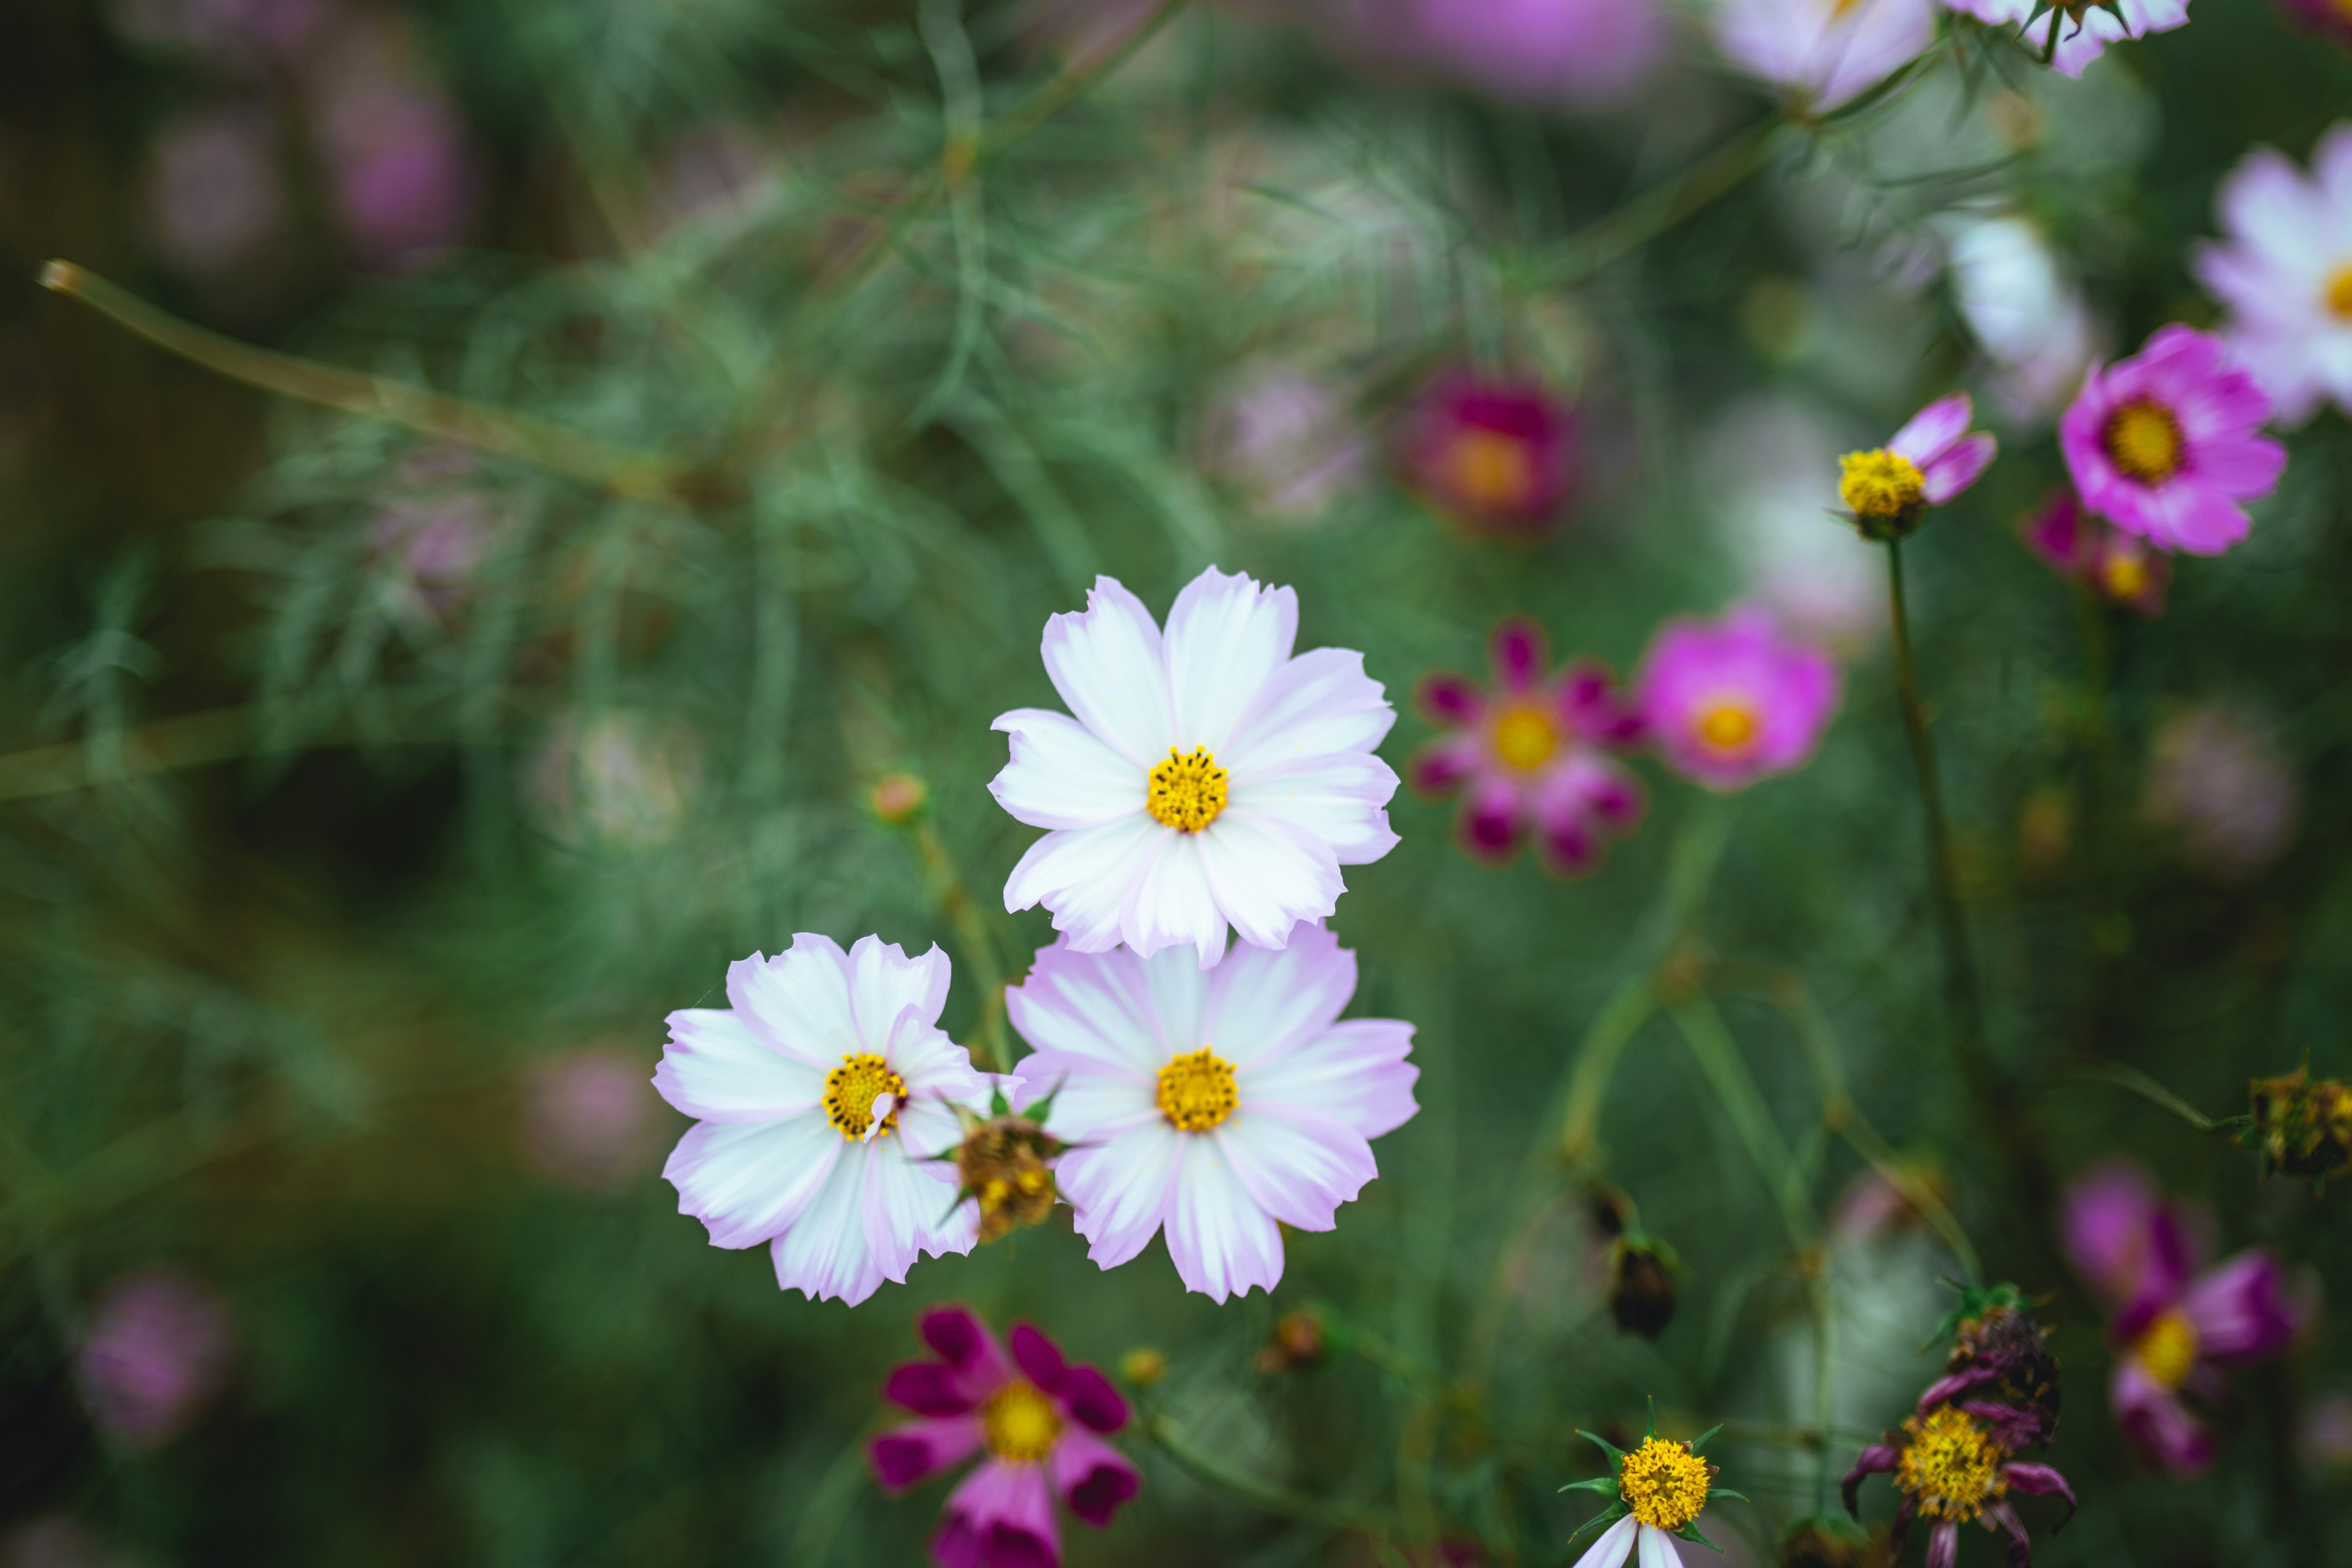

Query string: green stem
2073 1060 2223 1133
1668 997 1815 1252
1532 117 1784 288
1139 1414 1392 1532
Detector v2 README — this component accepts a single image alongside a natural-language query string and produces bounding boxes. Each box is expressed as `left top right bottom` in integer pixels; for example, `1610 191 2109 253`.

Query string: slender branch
1138 1414 1392 1532
2071 1060 2223 1133
1669 996 1816 1252
1530 116 1785 288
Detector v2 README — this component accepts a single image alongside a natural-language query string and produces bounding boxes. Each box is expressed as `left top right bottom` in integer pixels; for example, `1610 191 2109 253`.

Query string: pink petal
870 1414 984 1490
1919 431 1996 503
1888 391 1973 466
1049 1428 1140 1526
2179 1250 2300 1363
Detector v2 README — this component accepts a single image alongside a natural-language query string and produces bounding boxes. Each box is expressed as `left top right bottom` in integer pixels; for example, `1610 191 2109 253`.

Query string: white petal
1194 812 1343 952
665 1113 843 1249
1569 1515 1639 1568
770 1151 886 1304
845 935 949 1042
1006 943 1172 1077
1213 1105 1376 1232
654 1008 824 1123
1163 1134 1286 1301
1118 832 1230 967
1637 1522 1684 1568
989 708 1146 830
1162 567 1298 750
1058 1121 1182 1270
882 1008 986 1104
1199 925 1354 1066
1033 1061 1164 1144
727 937 858 1066
894 1096 971 1169
1246 1019 1419 1140
1041 575 1174 766
864 1138 976 1282
1221 647 1396 777
1002 816 1161 952
1228 751 1400 865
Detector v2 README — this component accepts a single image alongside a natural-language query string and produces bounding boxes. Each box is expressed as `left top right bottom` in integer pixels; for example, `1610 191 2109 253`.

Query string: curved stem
1532 116 1784 288
1138 1413 1392 1532
2072 1060 2223 1133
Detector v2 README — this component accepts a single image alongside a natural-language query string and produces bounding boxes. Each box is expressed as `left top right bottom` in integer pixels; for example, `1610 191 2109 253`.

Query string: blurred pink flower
303 15 478 269
531 712 702 850
2273 0 2352 49
522 1046 664 1189
1713 0 1935 113
1400 0 1671 108
1396 369 1577 538
1200 368 1370 522
2142 702 2301 879
74 1270 233 1449
1634 607 1840 792
2193 124 2352 427
146 105 287 274
2018 488 2170 616
366 448 500 617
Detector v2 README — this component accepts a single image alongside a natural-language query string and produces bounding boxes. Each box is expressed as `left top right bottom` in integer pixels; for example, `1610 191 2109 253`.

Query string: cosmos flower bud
1255 1308 1336 1375
2245 1067 2352 1186
1118 1346 1169 1388
949 1109 1065 1244
1608 1245 1678 1341
866 772 929 826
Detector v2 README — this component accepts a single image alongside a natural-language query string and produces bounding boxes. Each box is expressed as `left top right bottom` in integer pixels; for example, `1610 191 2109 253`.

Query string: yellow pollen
2327 263 2352 321
821 1052 905 1141
982 1379 1062 1463
1896 1406 2007 1525
2104 399 2185 485
1696 701 1759 752
1156 1047 1239 1133
1446 429 1537 515
2100 550 2150 602
1617 1436 1712 1532
1147 746 1229 834
1493 707 1561 771
1838 448 1927 529
2135 1308 2200 1390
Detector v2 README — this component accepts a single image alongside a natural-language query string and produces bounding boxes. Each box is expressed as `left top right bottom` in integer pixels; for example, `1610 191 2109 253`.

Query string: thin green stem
1668 997 1815 1252
1531 117 1784 287
1138 1414 1392 1532
2072 1060 2223 1133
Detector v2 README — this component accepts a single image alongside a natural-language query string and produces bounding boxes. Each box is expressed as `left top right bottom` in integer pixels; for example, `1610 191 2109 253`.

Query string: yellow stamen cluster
1147 746 1229 834
982 1379 1062 1463
1838 448 1928 537
1446 429 1537 515
1896 1406 2007 1524
821 1052 905 1141
2104 399 2185 485
1156 1047 1239 1133
1493 707 1561 771
2328 262 2352 322
2098 549 2150 603
1618 1436 1712 1532
2135 1308 2201 1390
2249 1067 2352 1182
1696 701 1758 752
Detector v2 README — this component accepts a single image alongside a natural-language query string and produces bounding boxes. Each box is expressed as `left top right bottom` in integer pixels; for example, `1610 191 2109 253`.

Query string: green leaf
1710 1488 1749 1504
989 1086 1011 1117
1563 1504 1628 1546
1676 1523 1724 1553
1558 1477 1622 1496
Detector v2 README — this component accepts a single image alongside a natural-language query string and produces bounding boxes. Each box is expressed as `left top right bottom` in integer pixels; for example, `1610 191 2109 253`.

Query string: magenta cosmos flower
2193 124 2352 426
871 1305 1140 1568
1837 391 1997 540
2061 1159 2306 1474
1408 618 1645 875
1396 369 1577 537
1634 608 1839 793
2058 324 2286 556
1842 1403 2075 1568
990 567 1399 968
1007 925 1417 1303
2018 488 2170 616
75 1270 234 1449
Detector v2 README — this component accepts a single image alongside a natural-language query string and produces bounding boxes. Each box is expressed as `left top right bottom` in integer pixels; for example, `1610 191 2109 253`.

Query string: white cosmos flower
990 567 1400 968
2194 123 2352 426
653 934 1000 1306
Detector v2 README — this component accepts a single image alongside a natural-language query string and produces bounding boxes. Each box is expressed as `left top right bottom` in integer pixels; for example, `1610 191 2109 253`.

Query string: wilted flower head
146 105 287 276
1841 1402 2075 1568
1396 369 1578 538
1200 366 1370 523
2245 1066 2352 1185
1634 607 1841 793
2018 488 2170 615
1607 1243 1678 1341
1408 619 1645 876
2141 701 2301 879
1561 1404 1745 1567
1920 1286 2064 1451
521 1046 662 1189
1836 392 1997 540
2193 123 2352 426
948 1103 1065 1244
75 1270 233 1449
1712 0 1936 115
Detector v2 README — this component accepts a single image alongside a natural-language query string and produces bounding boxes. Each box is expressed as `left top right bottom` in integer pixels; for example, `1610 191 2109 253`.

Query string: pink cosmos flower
1400 0 1671 108
872 1305 1140 1568
2018 489 2170 616
2057 324 2286 556
146 106 287 276
1633 608 1840 793
2192 124 2352 426
1407 618 1645 876
1200 367 1370 523
990 567 1399 968
1836 391 1998 540
521 1046 662 1189
74 1271 234 1449
2141 702 2302 879
1396 369 1577 538
1007 925 1418 1303
1712 0 1936 114
2060 1159 2306 1475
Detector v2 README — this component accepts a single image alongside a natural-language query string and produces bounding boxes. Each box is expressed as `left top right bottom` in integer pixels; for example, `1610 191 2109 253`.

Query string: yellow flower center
2135 1308 2200 1390
1838 448 1927 529
1445 429 1537 515
1896 1406 2007 1524
821 1052 905 1141
2327 263 2352 321
982 1379 1062 1463
1618 1436 1712 1532
2104 399 2184 485
1147 745 1229 834
1696 700 1759 752
2099 550 2149 603
1155 1047 1239 1133
1493 706 1561 771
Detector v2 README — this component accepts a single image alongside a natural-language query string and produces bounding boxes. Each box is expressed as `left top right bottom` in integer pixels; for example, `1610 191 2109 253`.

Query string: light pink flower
2141 702 2302 879
1836 391 1997 538
1401 0 1671 108
1408 618 1645 876
870 1305 1139 1568
521 1046 662 1189
2011 0 2192 78
75 1271 233 1449
2058 324 2286 556
1633 608 1841 793
146 106 287 275
1200 367 1370 523
1395 369 1578 538
2193 123 2352 426
1712 0 1936 113
2018 488 2170 616
1007 926 1417 1303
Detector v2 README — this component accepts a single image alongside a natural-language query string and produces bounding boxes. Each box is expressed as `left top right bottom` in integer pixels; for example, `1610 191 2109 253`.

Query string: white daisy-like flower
1711 0 1936 115
654 934 998 1306
1006 925 1419 1303
2194 123 2352 427
990 566 1400 968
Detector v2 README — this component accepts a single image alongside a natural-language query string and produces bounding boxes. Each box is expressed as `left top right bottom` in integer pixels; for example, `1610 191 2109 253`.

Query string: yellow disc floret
1617 1436 1712 1532
1696 700 1759 752
982 1379 1062 1463
1896 1406 2007 1525
822 1052 906 1141
2134 1308 2200 1389
2104 399 2185 485
1493 707 1561 771
2327 262 2352 322
1446 429 1537 516
1147 746 1229 834
1839 448 1928 535
1156 1047 1239 1133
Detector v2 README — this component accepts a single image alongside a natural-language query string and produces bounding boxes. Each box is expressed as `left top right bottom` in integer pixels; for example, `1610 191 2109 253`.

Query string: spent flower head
2244 1066 2352 1186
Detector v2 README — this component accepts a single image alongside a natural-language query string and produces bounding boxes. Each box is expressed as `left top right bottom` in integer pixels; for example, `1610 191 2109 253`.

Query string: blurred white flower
2143 702 2301 880
1713 0 1936 113
1943 213 2101 422
2194 123 2352 426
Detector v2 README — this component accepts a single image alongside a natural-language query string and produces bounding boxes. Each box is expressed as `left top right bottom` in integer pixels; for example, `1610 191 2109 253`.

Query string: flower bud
951 1115 1061 1243
1255 1308 1333 1374
2247 1068 2352 1185
867 772 929 826
1608 1243 1677 1340
1118 1346 1168 1388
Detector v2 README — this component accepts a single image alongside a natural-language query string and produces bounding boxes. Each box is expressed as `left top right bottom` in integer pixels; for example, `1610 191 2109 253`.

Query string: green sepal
1577 1429 1629 1467
1022 1080 1065 1126
1645 1395 1659 1441
1676 1522 1724 1553
1563 1504 1628 1545
1688 1423 1722 1455
1709 1488 1749 1504
989 1086 1011 1117
1557 1477 1622 1496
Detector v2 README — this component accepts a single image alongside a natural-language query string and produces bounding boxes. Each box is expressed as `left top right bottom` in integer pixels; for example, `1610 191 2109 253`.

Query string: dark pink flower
1408 619 1644 876
2017 488 2170 616
2060 1159 2307 1475
2057 324 2286 556
1396 369 1577 538
870 1305 1140 1568
1633 607 1840 793
74 1271 233 1449
2272 0 2352 51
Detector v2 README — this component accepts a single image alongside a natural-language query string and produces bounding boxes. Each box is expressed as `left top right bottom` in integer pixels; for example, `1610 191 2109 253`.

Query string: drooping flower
1560 1404 1746 1567
1711 0 1937 115
1395 369 1578 538
1407 619 1645 876
1917 1287 2064 1452
2059 1159 2305 1474
1006 925 1417 1302
2017 0 2191 79
2057 324 2287 556
1836 391 1998 540
2018 489 2171 616
1633 608 1840 793
2244 1067 2352 1186
654 935 1000 1305
870 1305 1140 1568
75 1271 235 1450
946 1100 1068 1244
2141 701 2301 879
2192 123 2352 426
990 567 1400 968
1841 1403 2075 1567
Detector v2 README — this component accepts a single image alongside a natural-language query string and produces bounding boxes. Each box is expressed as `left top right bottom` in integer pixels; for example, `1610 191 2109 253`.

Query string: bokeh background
2 1 2348 1563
